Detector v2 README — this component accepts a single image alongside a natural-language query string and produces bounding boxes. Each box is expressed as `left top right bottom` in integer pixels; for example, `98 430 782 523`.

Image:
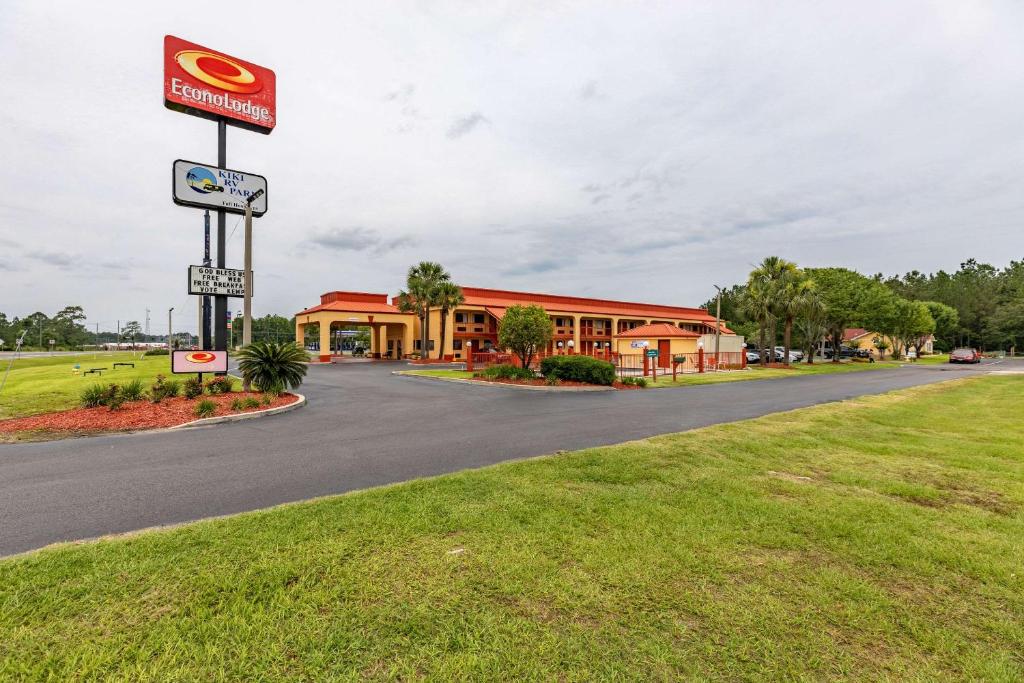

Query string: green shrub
244 397 261 409
230 398 244 411
149 375 181 403
260 394 273 406
481 364 535 381
540 355 616 386
545 374 559 386
182 376 204 399
236 341 308 392
106 392 125 411
620 376 648 388
205 376 233 394
120 378 145 402
143 348 169 356
80 383 108 408
194 399 217 418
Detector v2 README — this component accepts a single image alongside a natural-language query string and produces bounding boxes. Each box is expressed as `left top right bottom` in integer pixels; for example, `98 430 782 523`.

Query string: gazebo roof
615 323 701 339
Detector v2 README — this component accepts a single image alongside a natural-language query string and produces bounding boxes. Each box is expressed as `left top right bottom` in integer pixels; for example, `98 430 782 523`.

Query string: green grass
404 360 902 388
0 352 217 420
2 376 1022 679
401 369 475 380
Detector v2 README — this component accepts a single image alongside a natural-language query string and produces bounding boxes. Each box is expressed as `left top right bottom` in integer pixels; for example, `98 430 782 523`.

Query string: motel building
295 287 744 370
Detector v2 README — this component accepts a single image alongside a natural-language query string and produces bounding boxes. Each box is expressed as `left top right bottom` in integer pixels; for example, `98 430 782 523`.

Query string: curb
169 393 306 430
394 372 614 392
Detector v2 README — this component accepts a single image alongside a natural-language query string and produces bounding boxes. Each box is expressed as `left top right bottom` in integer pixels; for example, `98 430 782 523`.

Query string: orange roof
296 300 402 316
484 306 506 321
616 323 700 339
458 287 716 322
843 328 869 341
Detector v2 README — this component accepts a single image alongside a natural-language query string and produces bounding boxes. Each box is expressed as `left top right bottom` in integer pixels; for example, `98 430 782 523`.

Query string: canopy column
318 320 332 363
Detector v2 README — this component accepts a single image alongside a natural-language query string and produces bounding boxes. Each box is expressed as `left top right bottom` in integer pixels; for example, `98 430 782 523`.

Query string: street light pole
241 189 263 393
168 307 174 350
242 189 263 351
713 285 722 371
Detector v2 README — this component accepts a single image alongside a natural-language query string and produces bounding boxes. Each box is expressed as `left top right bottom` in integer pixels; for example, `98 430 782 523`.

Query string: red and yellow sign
164 35 276 134
171 350 229 374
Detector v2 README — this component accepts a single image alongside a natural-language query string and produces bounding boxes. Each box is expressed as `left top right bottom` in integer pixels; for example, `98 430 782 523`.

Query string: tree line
706 257 1024 361
0 307 300 351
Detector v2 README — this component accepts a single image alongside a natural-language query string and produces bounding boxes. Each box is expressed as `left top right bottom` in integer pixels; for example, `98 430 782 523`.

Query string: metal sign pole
203 209 211 351
213 120 228 374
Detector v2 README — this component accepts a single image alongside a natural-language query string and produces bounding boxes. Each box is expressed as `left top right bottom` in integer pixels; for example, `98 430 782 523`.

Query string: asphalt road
0 359 1010 557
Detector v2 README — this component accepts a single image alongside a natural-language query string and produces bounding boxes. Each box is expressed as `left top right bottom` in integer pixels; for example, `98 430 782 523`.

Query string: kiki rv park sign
173 160 268 216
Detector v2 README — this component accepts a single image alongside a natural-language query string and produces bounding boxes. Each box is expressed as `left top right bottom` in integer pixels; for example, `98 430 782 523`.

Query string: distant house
843 328 934 357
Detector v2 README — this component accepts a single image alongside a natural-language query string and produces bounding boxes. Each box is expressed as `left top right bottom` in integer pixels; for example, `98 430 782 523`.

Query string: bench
83 368 108 376
113 362 135 369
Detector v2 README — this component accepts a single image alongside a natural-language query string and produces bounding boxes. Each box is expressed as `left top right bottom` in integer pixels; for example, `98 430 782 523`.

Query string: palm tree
749 254 802 366
777 271 813 366
236 341 309 393
398 262 451 359
748 256 799 365
795 288 828 364
742 284 773 367
435 281 464 361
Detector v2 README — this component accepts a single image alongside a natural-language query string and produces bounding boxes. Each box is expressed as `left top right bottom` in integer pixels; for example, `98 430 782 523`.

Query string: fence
471 352 516 368
614 350 746 378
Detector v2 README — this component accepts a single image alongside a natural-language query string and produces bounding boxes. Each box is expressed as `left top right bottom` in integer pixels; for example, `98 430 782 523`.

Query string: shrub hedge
540 355 616 386
478 364 535 381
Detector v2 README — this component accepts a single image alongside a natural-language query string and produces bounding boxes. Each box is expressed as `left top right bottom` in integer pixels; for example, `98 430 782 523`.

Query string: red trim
459 286 716 321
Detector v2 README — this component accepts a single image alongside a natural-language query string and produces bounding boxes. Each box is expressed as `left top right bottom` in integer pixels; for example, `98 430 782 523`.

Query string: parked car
949 348 981 364
823 345 867 359
775 346 803 362
745 351 760 364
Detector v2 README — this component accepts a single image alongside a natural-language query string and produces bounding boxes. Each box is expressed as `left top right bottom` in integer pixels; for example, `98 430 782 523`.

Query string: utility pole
242 188 263 350
145 308 151 336
241 189 263 392
713 285 722 370
168 308 174 350
116 320 120 349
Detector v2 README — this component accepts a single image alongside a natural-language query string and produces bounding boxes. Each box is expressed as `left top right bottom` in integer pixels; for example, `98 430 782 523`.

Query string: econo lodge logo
164 35 276 133
184 352 217 364
174 50 262 94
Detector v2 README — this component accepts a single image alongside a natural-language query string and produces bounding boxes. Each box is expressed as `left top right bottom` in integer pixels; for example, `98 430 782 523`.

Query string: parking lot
0 357 1012 556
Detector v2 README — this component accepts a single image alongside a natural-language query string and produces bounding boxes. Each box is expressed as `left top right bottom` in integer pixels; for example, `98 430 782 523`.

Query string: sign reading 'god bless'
188 265 248 297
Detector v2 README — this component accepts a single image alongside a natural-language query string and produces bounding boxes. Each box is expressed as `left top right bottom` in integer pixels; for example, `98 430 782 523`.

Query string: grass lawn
2 376 1022 679
403 359 906 388
400 368 474 380
0 352 210 420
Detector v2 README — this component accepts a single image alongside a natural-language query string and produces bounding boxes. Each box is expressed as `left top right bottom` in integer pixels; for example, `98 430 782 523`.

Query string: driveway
0 359 1010 557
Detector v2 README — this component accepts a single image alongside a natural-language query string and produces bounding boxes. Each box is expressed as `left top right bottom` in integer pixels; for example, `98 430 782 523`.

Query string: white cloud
0 1 1023 331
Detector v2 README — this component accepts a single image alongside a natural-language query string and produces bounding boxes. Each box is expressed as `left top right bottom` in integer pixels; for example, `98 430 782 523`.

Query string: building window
473 313 485 324
453 340 463 350
455 313 466 323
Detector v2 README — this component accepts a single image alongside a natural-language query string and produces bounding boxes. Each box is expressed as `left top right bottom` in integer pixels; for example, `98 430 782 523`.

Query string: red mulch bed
469 377 641 390
0 392 298 436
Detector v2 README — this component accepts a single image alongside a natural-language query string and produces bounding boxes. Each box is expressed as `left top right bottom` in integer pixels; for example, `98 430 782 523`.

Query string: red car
949 348 981 364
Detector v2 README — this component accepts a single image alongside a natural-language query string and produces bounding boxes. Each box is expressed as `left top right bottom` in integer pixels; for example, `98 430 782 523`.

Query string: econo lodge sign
163 35 276 133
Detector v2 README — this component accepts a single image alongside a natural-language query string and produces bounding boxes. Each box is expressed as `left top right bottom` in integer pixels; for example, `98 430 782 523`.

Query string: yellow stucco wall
614 337 699 356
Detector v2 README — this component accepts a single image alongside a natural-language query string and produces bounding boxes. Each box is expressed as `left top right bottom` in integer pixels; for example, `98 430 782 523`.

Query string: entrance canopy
295 291 415 362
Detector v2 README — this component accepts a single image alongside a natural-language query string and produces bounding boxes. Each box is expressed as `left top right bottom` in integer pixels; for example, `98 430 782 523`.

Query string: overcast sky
1 1 1022 332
